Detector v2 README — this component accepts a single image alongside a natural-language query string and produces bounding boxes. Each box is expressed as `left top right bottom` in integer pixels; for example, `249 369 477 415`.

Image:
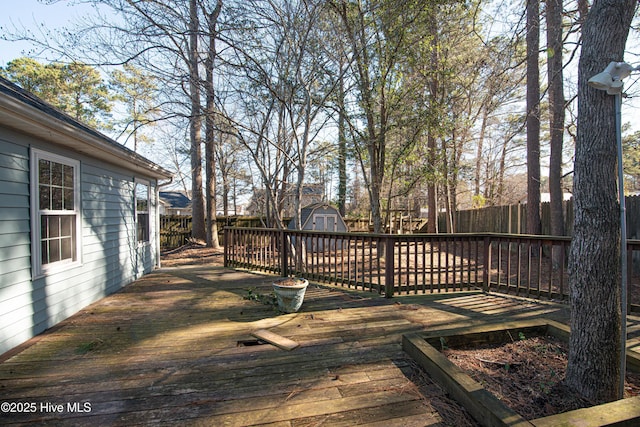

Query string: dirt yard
161 243 224 267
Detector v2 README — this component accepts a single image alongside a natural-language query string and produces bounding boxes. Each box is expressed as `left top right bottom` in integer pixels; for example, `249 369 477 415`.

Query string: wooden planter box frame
402 319 640 427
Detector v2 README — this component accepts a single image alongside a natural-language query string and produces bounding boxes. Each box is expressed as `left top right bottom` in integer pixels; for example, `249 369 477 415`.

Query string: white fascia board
0 90 172 181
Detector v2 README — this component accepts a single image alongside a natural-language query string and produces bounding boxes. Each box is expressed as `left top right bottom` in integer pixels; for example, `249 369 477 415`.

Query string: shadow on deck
0 266 574 426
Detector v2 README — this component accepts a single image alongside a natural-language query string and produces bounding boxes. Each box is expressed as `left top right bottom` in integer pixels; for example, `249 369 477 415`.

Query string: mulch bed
443 335 640 420
402 359 479 426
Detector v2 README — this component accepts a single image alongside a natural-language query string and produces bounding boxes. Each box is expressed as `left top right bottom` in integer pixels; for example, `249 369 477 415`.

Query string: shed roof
296 203 344 230
300 203 324 227
0 76 172 180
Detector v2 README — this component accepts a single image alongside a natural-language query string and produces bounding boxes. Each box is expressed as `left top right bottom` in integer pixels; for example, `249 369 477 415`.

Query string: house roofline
0 77 172 180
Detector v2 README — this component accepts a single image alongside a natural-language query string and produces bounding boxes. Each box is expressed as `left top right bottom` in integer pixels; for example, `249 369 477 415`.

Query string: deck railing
224 227 640 308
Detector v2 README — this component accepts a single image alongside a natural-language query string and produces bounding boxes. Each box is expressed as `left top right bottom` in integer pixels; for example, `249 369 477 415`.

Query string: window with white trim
31 149 81 276
135 181 150 243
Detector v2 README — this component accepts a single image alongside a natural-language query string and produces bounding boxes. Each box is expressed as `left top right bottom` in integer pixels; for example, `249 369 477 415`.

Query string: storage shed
0 77 173 355
288 203 348 251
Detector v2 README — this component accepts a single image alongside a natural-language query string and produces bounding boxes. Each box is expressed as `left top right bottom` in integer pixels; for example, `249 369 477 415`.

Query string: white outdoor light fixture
588 61 637 94
587 60 638 399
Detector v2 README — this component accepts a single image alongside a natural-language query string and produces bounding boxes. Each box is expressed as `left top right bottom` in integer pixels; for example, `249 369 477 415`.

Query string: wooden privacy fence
441 202 575 235
160 215 267 249
160 215 192 249
446 196 640 237
224 227 640 309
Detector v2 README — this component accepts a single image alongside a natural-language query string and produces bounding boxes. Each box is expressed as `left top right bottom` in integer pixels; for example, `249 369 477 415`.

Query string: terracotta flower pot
272 278 309 313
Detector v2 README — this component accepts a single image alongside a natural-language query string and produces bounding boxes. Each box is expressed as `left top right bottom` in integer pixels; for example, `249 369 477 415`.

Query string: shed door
312 214 337 252
326 216 336 231
313 214 337 231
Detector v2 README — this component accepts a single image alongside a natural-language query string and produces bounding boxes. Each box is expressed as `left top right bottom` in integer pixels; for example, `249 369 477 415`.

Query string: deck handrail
224 227 640 308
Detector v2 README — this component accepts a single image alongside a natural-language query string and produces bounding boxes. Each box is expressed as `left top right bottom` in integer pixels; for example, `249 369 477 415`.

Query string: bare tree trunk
547 0 565 238
442 137 452 233
526 0 541 235
427 134 437 233
450 130 464 233
232 177 237 215
189 0 206 241
221 158 229 217
292 103 311 231
360 46 384 235
426 13 438 234
333 0 386 235
566 0 636 403
497 137 508 205
205 117 217 248
337 70 348 218
474 108 488 205
204 0 223 249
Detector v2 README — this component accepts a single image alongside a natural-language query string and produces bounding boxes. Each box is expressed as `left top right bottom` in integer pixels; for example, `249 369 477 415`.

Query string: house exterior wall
0 126 161 355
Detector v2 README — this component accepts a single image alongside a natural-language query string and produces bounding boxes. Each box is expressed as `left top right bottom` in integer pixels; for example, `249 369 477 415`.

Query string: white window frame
135 179 150 245
30 148 82 278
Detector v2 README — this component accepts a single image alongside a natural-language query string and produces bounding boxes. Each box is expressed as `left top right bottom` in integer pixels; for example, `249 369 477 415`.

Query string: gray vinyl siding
0 136 32 351
83 165 138 292
0 129 161 355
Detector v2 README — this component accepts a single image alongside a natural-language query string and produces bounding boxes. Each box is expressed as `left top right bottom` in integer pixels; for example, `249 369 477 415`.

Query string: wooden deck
0 265 572 426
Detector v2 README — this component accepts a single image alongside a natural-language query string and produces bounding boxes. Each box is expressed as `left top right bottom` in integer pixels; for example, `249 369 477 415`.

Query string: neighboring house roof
0 76 172 180
159 191 191 209
301 185 324 196
518 193 573 204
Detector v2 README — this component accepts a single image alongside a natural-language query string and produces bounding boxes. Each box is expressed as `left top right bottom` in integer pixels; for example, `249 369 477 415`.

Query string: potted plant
272 277 309 313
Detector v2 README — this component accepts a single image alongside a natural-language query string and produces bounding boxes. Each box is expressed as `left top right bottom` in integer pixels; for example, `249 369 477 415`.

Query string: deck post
224 227 229 267
280 229 288 277
385 236 395 298
482 235 491 292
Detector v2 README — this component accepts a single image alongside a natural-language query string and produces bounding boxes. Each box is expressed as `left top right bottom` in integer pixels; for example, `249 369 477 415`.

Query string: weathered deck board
0 266 571 426
250 329 300 350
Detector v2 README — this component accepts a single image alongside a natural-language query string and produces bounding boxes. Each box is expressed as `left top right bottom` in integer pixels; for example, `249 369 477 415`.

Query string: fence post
385 236 395 298
280 229 288 277
483 235 491 292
